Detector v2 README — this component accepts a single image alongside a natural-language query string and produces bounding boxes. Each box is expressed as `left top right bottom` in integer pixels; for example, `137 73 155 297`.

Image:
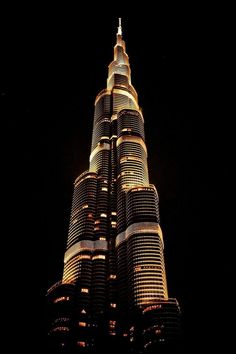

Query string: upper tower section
107 18 136 98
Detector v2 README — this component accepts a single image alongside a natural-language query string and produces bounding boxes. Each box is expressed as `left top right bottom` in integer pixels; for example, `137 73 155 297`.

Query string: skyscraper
47 18 181 354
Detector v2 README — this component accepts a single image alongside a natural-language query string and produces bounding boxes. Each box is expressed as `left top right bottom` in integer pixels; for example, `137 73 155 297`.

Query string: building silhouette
47 18 181 354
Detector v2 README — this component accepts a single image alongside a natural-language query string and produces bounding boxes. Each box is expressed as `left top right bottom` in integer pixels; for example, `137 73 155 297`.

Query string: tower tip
118 17 122 35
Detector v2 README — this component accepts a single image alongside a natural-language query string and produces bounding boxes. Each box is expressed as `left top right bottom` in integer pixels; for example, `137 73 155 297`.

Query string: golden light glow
53 296 70 303
109 274 117 279
116 135 147 154
81 288 89 293
113 88 138 105
78 322 87 327
71 204 88 217
116 222 164 247
74 172 97 187
92 254 106 260
55 20 179 340
94 88 111 105
111 114 117 121
142 304 161 314
89 143 110 162
64 240 108 263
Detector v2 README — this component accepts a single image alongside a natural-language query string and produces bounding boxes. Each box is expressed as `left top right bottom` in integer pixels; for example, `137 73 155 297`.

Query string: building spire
118 17 122 36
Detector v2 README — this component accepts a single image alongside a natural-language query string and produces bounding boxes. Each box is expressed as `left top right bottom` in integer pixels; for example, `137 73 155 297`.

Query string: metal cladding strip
116 135 147 154
115 222 163 248
115 231 126 247
89 142 111 162
64 240 108 263
95 89 111 106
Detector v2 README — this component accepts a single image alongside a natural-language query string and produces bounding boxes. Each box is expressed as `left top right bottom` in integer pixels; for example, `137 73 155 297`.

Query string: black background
1 5 231 352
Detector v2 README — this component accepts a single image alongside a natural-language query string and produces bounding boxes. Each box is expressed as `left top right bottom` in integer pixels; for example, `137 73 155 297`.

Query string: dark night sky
1 6 232 352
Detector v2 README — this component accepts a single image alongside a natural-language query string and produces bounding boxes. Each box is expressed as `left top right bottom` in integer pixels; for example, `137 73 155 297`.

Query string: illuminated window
92 255 106 260
99 237 106 241
101 187 108 191
78 322 87 327
111 221 117 228
82 204 88 209
81 288 89 293
109 320 116 329
53 296 70 303
87 213 93 218
77 341 86 347
72 219 77 225
109 274 116 279
78 254 91 260
100 213 107 217
52 326 69 332
81 309 86 314
95 220 100 224
142 305 161 313
111 211 117 216
110 303 116 308
134 266 141 272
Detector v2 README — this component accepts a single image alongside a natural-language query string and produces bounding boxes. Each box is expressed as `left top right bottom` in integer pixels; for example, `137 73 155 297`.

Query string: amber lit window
78 322 87 327
109 274 116 279
92 255 106 260
81 288 89 293
53 296 70 303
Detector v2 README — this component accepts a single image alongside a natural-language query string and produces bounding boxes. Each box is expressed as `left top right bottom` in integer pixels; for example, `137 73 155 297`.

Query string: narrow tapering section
118 18 122 35
46 19 182 354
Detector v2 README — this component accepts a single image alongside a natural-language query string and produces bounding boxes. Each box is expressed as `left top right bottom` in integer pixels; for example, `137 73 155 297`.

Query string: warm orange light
81 288 89 293
78 322 87 327
53 296 70 303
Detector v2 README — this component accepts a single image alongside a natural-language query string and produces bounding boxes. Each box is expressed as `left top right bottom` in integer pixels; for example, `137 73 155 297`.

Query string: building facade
47 19 181 354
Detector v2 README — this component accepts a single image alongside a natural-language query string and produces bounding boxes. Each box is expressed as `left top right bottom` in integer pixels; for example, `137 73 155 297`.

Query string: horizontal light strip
116 135 147 154
74 171 97 185
94 89 111 105
64 240 108 263
89 142 110 162
113 88 136 102
116 222 163 248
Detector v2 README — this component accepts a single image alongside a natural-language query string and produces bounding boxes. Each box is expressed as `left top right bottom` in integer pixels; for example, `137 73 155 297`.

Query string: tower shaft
47 19 181 354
